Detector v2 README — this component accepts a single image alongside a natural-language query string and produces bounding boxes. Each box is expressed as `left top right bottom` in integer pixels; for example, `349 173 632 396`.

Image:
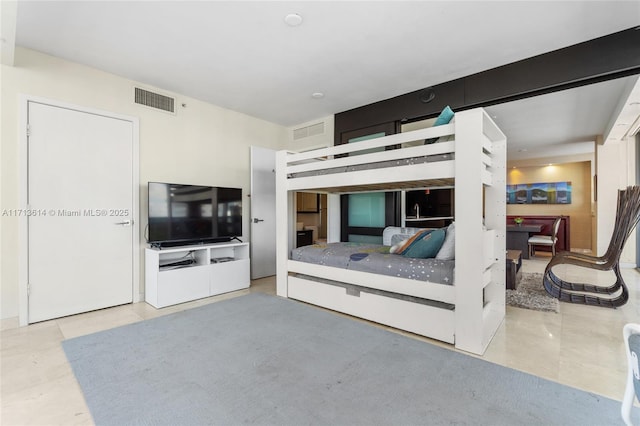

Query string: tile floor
1 256 639 425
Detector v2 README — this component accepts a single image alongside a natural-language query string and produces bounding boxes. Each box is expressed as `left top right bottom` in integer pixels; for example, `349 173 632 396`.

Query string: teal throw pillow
391 229 432 254
402 229 446 258
425 105 454 144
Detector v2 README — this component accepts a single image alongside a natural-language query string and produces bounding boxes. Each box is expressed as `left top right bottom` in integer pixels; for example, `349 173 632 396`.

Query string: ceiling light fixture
284 13 303 27
311 92 324 99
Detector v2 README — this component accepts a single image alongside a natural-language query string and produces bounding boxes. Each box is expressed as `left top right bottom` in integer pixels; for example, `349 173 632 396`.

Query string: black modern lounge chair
542 186 640 308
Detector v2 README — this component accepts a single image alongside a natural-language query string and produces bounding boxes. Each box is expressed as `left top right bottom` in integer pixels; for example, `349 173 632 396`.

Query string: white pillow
382 226 424 246
390 238 409 254
435 222 455 260
390 233 413 246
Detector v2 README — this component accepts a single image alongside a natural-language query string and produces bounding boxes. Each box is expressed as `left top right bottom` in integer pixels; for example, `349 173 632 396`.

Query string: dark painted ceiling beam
335 26 640 139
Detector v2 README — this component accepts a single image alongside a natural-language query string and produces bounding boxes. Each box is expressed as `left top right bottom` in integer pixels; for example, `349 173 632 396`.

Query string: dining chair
528 216 561 257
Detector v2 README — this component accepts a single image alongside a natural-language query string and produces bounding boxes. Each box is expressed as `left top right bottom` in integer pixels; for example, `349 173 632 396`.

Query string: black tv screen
148 182 242 247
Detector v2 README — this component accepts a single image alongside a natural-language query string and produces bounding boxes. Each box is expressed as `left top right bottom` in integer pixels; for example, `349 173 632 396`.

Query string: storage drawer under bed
288 275 455 344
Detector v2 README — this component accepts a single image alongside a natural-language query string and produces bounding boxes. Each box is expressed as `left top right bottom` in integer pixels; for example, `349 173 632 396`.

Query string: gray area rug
63 293 628 426
507 272 560 313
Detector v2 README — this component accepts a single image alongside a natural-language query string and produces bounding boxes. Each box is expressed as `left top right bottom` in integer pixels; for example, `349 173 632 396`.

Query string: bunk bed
275 108 507 355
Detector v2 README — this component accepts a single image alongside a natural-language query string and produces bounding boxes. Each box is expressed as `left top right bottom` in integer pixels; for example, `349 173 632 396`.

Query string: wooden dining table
506 224 543 259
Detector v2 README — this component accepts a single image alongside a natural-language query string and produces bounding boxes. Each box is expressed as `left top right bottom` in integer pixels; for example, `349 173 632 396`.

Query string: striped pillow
402 229 446 258
390 229 432 254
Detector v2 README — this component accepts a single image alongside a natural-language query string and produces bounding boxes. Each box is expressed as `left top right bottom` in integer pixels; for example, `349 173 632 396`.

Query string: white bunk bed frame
275 108 507 355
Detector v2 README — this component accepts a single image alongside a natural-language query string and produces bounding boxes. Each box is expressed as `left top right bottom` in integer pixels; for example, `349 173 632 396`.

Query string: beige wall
506 161 592 250
596 138 636 264
1 47 287 320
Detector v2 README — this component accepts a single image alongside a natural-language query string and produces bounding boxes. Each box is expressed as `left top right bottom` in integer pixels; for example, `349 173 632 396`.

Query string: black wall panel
335 26 640 142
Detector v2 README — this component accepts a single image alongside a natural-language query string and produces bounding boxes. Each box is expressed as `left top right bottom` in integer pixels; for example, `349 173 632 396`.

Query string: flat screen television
148 182 242 248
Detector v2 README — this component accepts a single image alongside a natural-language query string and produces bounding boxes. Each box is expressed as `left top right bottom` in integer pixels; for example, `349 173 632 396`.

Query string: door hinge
27 283 31 296
26 124 31 137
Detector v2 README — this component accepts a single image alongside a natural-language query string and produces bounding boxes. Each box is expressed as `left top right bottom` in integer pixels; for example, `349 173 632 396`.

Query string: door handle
114 220 133 226
253 218 264 223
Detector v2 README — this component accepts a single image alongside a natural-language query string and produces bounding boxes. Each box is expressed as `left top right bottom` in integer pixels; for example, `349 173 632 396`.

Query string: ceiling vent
293 122 325 141
134 87 175 114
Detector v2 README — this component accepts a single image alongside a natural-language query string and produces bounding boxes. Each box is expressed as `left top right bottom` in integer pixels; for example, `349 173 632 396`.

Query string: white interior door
27 101 135 323
250 146 276 279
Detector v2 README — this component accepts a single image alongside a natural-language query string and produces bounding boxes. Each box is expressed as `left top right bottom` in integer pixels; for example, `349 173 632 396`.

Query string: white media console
145 241 250 308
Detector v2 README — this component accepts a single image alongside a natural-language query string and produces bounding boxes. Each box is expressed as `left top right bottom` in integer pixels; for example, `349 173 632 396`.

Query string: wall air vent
293 122 325 141
134 87 175 114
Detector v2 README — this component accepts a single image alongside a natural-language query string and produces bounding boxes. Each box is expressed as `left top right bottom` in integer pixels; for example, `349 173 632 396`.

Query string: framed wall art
506 181 572 204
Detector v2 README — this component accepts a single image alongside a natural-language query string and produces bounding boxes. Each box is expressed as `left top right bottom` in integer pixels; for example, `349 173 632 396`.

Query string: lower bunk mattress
290 242 454 285
289 242 457 343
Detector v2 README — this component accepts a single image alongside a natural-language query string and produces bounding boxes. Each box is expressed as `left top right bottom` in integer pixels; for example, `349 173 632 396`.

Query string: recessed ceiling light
311 92 324 99
284 13 303 27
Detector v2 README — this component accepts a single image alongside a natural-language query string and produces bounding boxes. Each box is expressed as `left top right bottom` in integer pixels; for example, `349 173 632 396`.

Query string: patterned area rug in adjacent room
506 272 560 313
